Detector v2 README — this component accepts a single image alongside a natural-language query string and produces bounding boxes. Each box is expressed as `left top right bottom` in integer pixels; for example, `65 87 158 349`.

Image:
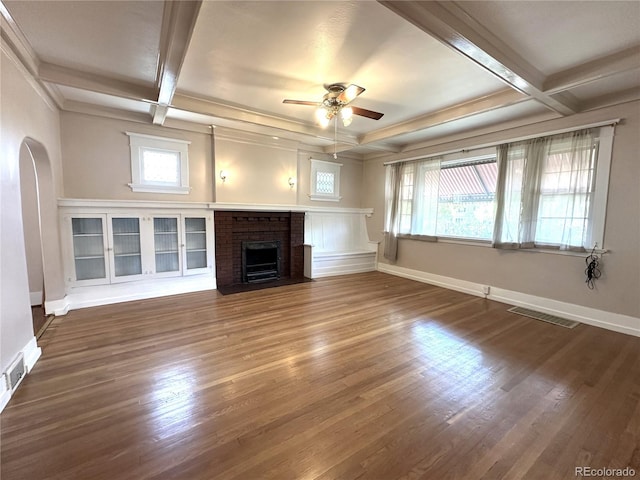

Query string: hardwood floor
2 272 639 480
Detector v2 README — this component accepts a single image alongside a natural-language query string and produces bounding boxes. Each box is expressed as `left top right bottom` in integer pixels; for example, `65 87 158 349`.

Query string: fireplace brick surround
214 211 305 287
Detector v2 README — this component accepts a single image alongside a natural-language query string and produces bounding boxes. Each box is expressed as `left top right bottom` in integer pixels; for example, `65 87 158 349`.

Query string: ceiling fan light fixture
315 107 331 128
341 106 353 126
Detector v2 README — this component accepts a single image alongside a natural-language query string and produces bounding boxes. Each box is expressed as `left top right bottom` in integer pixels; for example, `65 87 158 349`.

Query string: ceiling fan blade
283 99 321 106
337 84 365 104
351 106 384 120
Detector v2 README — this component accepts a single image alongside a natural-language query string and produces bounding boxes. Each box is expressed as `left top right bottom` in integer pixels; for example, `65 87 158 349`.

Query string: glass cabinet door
154 217 180 273
184 217 207 272
71 217 107 281
111 217 142 279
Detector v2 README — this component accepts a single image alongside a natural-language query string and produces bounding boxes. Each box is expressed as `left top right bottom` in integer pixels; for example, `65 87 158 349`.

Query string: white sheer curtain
493 129 596 251
383 163 402 261
410 159 441 238
384 157 441 261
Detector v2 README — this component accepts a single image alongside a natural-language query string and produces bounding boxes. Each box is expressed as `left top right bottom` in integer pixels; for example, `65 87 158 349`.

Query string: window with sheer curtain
384 126 614 261
493 128 612 251
384 150 498 259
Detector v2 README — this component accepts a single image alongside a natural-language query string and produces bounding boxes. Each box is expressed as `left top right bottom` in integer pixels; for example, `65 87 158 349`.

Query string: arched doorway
19 138 65 335
19 141 46 335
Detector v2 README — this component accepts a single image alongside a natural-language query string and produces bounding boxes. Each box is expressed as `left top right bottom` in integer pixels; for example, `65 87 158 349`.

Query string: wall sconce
288 177 296 189
219 170 228 183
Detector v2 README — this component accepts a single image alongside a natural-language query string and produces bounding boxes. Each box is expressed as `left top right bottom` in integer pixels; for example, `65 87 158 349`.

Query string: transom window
127 132 191 194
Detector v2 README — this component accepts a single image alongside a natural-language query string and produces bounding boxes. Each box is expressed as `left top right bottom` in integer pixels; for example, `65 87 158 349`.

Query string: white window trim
309 159 342 202
126 132 191 195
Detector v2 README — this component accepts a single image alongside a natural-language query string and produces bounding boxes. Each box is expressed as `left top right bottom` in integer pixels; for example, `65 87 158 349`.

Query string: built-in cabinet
63 210 213 287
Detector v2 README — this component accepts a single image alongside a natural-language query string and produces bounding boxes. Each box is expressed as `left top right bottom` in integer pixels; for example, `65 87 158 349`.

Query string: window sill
128 184 190 195
390 233 607 257
308 194 342 202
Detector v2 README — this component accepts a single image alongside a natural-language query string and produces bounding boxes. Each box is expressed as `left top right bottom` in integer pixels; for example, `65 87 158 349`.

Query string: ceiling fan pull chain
334 117 338 159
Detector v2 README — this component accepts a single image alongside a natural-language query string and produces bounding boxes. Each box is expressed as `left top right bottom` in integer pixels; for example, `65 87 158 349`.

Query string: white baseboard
0 377 10 412
45 297 70 316
30 291 43 306
24 337 42 372
64 274 217 312
377 263 485 298
0 336 41 413
378 263 640 337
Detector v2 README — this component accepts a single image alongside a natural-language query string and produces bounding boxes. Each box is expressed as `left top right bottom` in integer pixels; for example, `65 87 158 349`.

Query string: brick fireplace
214 211 305 288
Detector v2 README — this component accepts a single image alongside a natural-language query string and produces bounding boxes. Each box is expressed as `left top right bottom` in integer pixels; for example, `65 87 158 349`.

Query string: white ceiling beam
378 0 580 115
544 45 640 94
39 62 157 103
151 104 170 125
359 88 526 145
153 0 202 125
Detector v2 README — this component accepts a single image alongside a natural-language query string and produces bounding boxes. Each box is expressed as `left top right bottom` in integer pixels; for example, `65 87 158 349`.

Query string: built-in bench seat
303 209 378 279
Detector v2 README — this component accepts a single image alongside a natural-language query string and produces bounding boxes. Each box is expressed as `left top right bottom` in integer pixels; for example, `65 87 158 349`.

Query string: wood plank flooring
2 272 639 480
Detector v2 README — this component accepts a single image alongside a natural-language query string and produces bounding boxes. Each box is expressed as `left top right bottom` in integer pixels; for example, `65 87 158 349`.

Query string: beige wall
363 101 640 319
212 130 365 208
213 130 298 205
61 112 214 202
1 47 65 371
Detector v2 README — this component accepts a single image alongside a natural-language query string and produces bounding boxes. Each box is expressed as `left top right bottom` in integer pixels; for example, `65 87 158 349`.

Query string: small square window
310 159 342 202
141 148 180 184
315 171 335 194
126 132 191 194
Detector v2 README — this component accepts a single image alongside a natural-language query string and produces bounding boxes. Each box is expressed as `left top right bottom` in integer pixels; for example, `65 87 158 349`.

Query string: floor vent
508 307 580 329
6 354 26 392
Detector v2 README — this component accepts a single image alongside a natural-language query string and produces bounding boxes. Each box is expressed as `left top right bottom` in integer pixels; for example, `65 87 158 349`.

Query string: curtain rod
383 118 620 166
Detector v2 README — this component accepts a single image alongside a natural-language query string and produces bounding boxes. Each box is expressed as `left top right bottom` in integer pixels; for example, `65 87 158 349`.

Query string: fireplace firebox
242 241 281 283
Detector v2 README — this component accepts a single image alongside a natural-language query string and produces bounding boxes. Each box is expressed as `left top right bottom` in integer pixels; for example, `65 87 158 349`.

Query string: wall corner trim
377 263 640 338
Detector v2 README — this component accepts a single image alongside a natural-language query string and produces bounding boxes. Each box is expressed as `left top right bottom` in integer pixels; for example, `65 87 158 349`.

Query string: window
494 126 613 251
384 125 614 260
126 132 191 194
309 159 342 202
390 149 498 241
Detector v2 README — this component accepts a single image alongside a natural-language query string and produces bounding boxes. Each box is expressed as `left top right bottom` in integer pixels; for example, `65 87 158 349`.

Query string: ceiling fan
283 83 384 128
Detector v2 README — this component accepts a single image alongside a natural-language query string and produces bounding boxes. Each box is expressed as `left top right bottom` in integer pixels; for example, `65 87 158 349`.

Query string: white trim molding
377 263 640 337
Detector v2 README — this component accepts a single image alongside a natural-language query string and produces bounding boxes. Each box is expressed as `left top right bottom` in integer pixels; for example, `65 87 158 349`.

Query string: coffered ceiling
2 0 639 157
